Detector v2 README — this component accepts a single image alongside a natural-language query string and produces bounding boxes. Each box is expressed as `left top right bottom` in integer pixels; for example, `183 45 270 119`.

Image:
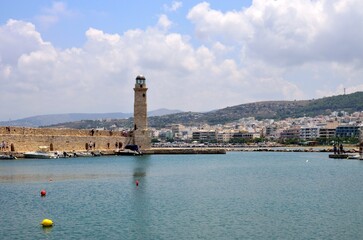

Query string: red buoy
40 189 46 197
135 180 139 187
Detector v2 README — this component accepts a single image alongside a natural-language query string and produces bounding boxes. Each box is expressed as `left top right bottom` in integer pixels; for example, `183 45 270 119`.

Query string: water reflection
132 155 150 179
131 156 151 237
42 226 53 235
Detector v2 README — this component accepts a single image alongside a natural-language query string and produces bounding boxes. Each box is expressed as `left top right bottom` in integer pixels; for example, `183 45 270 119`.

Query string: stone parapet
0 126 129 137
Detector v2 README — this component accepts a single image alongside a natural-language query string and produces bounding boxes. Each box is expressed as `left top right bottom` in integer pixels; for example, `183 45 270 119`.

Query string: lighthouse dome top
136 75 146 81
136 75 146 85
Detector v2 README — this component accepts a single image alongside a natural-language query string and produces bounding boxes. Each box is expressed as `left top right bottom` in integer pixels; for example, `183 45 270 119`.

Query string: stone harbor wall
0 126 133 153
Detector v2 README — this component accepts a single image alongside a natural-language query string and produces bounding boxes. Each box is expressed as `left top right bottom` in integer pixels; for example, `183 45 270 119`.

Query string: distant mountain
0 109 182 127
148 108 182 117
16 92 363 129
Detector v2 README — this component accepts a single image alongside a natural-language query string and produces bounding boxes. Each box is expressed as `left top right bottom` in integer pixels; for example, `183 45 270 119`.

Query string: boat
73 151 93 157
91 151 102 157
24 150 59 159
347 154 361 159
0 154 17 160
115 144 143 156
116 149 142 156
24 146 59 159
56 151 74 158
73 151 102 157
23 151 59 159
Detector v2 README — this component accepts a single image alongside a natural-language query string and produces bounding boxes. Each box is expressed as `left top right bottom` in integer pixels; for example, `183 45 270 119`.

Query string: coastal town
149 110 363 148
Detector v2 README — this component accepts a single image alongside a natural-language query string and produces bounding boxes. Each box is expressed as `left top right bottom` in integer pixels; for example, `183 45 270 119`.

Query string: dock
328 154 363 160
328 154 350 159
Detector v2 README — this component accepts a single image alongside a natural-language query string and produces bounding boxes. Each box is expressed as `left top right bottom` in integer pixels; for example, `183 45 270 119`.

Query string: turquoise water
1 152 362 239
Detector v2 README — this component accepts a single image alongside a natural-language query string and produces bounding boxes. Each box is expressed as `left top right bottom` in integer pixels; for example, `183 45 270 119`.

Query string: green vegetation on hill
148 92 363 127
45 92 363 129
295 92 363 117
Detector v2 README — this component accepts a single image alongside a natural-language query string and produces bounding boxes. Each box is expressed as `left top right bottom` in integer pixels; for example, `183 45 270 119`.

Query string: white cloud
157 15 172 31
1 0 363 121
187 2 253 42
187 0 363 97
188 0 363 66
164 1 183 12
35 1 74 28
0 19 46 65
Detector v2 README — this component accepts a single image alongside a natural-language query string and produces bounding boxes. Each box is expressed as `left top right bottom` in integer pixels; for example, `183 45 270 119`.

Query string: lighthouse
133 75 151 150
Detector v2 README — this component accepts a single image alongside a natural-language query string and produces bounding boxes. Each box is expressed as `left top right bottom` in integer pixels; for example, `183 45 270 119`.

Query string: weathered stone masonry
133 75 151 150
0 126 133 152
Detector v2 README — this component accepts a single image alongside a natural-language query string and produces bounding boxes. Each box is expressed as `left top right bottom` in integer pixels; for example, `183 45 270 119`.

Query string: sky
1 0 363 121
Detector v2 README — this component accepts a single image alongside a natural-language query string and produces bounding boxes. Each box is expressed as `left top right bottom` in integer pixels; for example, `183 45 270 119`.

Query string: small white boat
347 154 362 160
24 146 59 159
23 151 59 159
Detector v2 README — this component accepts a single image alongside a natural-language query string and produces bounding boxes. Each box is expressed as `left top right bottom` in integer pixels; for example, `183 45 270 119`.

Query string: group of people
333 143 344 154
0 141 9 151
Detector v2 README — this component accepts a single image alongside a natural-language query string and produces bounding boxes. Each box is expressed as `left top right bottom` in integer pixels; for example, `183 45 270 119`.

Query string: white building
299 127 320 141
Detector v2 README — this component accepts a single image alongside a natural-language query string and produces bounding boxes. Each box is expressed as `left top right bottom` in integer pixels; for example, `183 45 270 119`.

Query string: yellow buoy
41 219 53 227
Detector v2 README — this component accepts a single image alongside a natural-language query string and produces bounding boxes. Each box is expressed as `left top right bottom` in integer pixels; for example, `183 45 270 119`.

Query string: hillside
42 92 363 129
0 109 181 127
0 113 131 128
146 92 363 128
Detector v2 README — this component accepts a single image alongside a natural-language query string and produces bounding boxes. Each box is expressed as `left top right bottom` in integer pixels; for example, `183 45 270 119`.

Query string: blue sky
0 0 251 48
1 0 363 121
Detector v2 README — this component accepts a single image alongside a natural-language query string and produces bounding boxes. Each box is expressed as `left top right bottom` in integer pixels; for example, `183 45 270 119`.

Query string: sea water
0 152 362 239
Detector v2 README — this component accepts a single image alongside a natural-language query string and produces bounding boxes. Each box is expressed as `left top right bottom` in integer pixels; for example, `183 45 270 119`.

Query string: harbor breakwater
1 126 360 158
0 127 226 157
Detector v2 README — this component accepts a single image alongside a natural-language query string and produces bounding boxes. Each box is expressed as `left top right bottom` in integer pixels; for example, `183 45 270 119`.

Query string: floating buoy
40 189 46 197
135 180 139 187
41 219 53 227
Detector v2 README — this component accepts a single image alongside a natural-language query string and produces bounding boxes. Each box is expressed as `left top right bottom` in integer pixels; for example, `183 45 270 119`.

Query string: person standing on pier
339 144 344 154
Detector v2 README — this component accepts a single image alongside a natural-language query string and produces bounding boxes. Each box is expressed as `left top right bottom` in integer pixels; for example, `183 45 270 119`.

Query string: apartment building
300 127 320 141
280 128 300 140
192 130 216 142
319 128 336 139
335 126 362 138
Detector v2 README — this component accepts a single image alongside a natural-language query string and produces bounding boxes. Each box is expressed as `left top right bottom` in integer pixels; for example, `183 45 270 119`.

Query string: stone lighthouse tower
133 75 151 150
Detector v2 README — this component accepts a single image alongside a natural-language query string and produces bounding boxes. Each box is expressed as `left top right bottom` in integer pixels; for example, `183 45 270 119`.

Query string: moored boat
24 151 59 159
24 146 59 159
0 154 17 160
116 149 142 156
347 154 361 159
115 144 142 156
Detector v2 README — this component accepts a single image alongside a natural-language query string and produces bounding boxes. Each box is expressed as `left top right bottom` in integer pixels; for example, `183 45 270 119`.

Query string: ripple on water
0 153 363 239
